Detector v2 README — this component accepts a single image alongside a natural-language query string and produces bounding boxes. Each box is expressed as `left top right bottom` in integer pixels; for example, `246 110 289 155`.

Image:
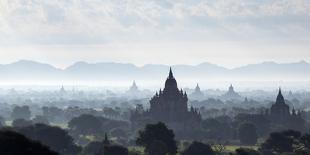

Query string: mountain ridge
0 60 309 82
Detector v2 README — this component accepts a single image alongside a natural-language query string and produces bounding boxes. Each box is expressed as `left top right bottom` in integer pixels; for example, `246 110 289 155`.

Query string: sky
0 0 310 69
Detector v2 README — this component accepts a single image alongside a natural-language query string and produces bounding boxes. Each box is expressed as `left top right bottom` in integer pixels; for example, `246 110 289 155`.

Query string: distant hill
0 60 309 83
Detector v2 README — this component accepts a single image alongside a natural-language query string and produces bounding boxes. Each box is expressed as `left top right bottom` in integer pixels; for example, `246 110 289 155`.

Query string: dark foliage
16 123 81 155
234 114 270 137
202 118 233 140
0 130 58 155
82 141 104 155
103 145 128 155
147 140 168 155
238 123 258 145
12 118 33 128
260 130 304 154
235 148 260 155
68 114 129 138
136 122 177 155
181 141 215 155
32 115 49 125
11 105 31 120
0 116 5 127
68 114 102 136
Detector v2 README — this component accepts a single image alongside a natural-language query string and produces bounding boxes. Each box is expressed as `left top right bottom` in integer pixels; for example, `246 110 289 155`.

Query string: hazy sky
0 0 310 69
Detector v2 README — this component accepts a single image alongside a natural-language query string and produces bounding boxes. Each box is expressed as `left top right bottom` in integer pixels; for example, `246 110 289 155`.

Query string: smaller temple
270 88 290 119
221 84 241 100
129 81 138 92
126 80 140 96
264 88 304 130
242 97 249 104
287 90 295 99
59 85 66 94
190 83 204 100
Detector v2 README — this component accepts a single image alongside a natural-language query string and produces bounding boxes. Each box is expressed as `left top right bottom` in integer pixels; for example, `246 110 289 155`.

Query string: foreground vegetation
1 121 310 155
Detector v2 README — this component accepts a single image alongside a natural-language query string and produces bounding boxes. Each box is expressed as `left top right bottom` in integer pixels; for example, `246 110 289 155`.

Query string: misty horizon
1 59 310 70
0 59 309 91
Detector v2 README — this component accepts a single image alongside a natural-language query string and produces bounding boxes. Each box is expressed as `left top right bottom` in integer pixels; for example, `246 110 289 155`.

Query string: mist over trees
0 68 310 155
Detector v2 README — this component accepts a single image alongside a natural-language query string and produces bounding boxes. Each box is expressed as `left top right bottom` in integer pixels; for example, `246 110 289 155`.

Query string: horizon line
1 59 308 70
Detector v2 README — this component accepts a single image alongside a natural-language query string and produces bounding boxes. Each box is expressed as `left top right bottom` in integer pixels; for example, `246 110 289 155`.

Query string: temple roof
164 67 178 92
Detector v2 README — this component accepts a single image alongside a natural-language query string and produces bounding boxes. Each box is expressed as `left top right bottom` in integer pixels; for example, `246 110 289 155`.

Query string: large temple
148 68 201 124
131 68 202 137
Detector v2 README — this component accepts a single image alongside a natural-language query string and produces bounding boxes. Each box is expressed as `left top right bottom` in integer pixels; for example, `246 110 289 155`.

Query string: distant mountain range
0 60 309 83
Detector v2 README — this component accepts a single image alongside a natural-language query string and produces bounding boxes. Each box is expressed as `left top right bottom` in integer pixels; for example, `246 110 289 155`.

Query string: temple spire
195 83 200 91
169 67 174 79
164 67 178 91
276 87 285 105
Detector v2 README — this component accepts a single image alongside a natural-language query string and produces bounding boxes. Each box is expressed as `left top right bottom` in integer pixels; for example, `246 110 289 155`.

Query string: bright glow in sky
0 0 310 68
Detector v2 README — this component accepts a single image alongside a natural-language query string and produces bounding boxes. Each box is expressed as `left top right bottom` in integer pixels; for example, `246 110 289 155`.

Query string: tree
68 114 102 136
238 123 257 145
136 122 177 155
0 116 5 127
260 130 301 154
0 130 58 155
82 141 104 155
11 105 31 120
81 133 111 155
12 118 33 128
235 148 260 155
147 140 168 155
202 118 232 140
32 115 49 125
103 145 128 155
182 141 215 155
110 128 127 139
42 106 65 123
234 114 270 137
259 130 310 154
16 123 81 155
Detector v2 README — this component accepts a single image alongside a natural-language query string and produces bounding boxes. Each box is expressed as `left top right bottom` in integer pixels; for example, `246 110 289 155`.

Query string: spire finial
276 87 285 104
169 67 174 79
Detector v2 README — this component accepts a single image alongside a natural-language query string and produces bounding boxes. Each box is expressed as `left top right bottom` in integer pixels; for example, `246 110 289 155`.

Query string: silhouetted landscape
1 0 310 155
1 67 310 155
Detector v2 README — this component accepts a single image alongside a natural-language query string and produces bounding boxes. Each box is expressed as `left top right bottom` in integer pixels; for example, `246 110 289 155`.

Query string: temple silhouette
131 68 202 138
189 83 204 100
221 84 241 100
126 80 142 98
263 88 304 130
148 68 201 123
128 81 138 92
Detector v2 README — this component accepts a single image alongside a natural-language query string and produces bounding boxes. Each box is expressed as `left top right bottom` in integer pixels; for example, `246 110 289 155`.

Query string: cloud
0 0 309 45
